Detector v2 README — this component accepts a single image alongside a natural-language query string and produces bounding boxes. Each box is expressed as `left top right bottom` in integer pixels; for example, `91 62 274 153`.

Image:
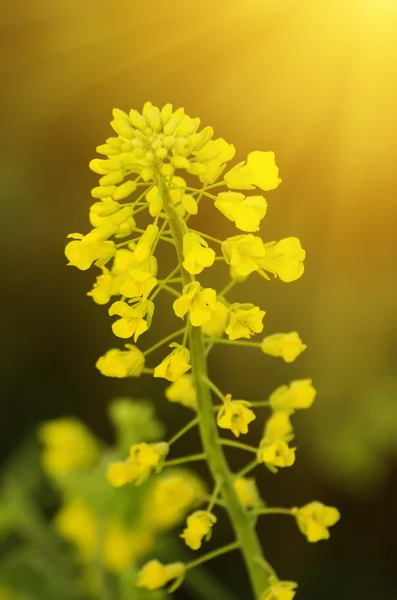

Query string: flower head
292 502 340 542
182 232 215 275
173 281 217 327
96 344 145 378
181 510 217 550
165 375 197 410
260 576 297 600
137 560 185 590
225 302 265 340
217 394 256 437
257 238 305 282
108 299 154 341
154 343 191 382
269 379 316 414
215 191 267 232
39 418 98 476
261 332 307 363
222 234 266 277
225 151 281 191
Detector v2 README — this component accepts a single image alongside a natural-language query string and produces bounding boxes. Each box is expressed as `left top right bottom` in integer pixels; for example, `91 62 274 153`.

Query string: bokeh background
2 0 397 598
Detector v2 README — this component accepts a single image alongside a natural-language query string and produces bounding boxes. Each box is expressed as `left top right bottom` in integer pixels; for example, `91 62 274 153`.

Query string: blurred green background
1 0 397 598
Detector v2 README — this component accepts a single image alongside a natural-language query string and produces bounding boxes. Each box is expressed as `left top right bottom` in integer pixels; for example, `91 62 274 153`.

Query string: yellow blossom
265 411 293 443
181 193 198 215
117 250 158 299
261 332 307 363
87 269 118 305
137 560 185 590
103 523 154 573
292 502 340 543
260 577 298 600
202 301 229 337
269 379 316 414
215 191 267 232
145 186 163 216
234 477 262 509
65 228 116 271
133 223 159 262
165 375 197 410
222 234 266 277
182 232 215 275
154 343 191 382
257 440 296 469
257 238 305 282
194 137 235 184
108 300 154 341
217 394 256 437
39 418 98 476
107 443 168 487
181 511 217 550
96 344 145 378
55 500 98 560
144 471 206 531
225 302 265 340
173 281 217 327
89 201 135 237
225 151 281 191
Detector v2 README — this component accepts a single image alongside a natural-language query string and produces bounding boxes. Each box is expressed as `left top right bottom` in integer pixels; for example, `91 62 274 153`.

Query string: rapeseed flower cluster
65 103 339 599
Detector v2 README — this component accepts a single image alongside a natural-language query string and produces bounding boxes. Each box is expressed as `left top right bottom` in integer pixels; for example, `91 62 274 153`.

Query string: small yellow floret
260 576 297 600
261 332 306 363
133 223 159 262
257 440 296 469
292 502 340 543
154 343 191 382
202 301 229 337
181 511 217 550
96 344 145 378
165 375 197 410
173 281 217 327
222 234 266 277
234 477 262 509
215 191 267 232
55 500 98 560
225 303 265 340
182 232 215 275
107 442 168 488
103 523 154 573
194 138 235 184
224 151 281 191
217 394 256 437
257 238 305 282
65 229 116 271
108 299 154 341
137 560 185 590
269 379 316 414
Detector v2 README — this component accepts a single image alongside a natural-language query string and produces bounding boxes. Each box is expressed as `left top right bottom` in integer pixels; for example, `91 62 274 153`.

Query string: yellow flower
96 344 145 378
217 394 256 437
257 440 296 469
137 560 185 590
55 500 98 560
181 511 217 550
234 477 262 509
108 300 154 341
165 375 197 410
39 418 98 476
222 234 266 277
182 232 215 275
260 576 298 600
103 523 154 573
202 301 229 337
107 442 168 487
117 251 158 299
144 470 206 531
257 238 305 282
145 186 163 216
65 228 116 271
225 303 265 340
181 193 198 215
173 281 217 327
154 343 191 382
194 137 235 184
265 411 293 443
215 191 267 232
87 269 118 305
261 332 307 363
269 379 316 414
89 201 135 237
133 223 159 262
224 151 281 191
292 502 340 543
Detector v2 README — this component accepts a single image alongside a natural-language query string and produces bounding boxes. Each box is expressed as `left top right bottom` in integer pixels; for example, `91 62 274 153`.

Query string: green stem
186 542 240 571
238 459 259 478
254 508 293 517
206 377 225 401
163 453 206 467
219 439 258 454
143 327 185 356
168 416 199 446
205 338 262 349
160 174 269 599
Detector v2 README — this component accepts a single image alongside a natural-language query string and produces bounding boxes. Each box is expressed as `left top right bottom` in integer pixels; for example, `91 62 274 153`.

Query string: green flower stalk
65 102 340 600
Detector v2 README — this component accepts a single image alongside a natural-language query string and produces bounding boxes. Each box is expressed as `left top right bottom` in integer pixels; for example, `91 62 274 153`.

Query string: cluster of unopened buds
65 102 340 600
